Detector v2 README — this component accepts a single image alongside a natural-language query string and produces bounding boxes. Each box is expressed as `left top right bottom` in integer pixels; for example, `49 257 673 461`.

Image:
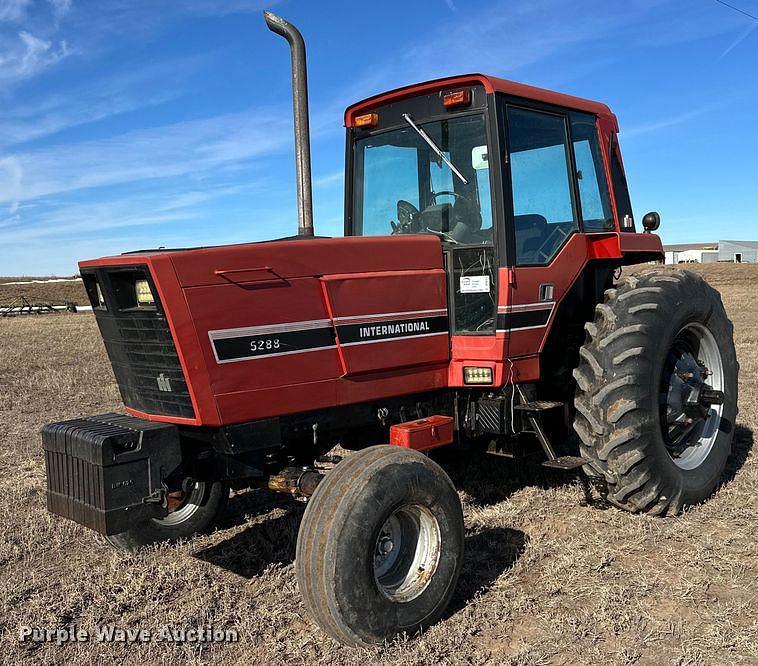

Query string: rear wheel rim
373 504 441 603
660 322 724 470
154 481 206 526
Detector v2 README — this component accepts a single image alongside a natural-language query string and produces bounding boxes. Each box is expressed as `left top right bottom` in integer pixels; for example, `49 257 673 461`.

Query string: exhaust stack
264 11 314 237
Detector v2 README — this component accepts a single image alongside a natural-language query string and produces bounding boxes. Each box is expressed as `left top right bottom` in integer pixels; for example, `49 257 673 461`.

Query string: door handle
214 267 287 285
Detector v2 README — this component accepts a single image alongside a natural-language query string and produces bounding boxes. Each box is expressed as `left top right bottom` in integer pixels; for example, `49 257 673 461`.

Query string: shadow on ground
447 526 528 616
723 424 753 485
438 447 578 507
195 490 304 579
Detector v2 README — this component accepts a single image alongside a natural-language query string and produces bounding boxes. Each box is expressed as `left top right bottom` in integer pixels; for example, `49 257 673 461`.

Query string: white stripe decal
496 324 552 333
332 308 447 322
209 318 332 340
497 301 555 312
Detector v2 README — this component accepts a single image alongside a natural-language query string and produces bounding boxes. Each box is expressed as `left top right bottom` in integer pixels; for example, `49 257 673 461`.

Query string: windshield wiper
402 113 468 185
425 227 458 244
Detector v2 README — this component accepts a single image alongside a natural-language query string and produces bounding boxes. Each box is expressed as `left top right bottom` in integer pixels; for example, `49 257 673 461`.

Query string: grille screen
88 267 195 419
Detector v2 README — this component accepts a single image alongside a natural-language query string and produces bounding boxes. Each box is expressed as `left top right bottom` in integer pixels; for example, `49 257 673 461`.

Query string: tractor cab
344 75 661 388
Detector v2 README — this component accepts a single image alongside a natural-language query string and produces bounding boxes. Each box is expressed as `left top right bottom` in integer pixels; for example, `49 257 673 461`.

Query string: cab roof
344 73 618 131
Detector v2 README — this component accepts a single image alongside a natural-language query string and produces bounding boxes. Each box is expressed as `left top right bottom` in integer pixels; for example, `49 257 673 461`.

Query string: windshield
351 114 493 244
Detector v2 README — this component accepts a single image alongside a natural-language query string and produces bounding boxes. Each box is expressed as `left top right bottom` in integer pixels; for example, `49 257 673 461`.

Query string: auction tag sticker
460 275 490 294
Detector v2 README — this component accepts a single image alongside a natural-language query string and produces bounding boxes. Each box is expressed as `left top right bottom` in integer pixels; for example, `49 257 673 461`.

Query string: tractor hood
79 235 451 427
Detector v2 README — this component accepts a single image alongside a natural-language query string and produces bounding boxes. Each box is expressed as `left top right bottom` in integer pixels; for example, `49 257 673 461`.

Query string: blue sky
0 0 756 275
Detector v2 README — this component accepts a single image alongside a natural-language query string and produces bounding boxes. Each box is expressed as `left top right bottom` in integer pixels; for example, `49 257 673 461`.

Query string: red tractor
43 12 738 646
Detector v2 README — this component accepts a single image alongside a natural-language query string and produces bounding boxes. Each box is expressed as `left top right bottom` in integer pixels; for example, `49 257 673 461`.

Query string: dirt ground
0 263 756 665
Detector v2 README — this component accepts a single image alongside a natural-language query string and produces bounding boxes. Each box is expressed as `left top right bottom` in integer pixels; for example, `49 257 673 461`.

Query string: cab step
541 455 589 471
514 400 565 413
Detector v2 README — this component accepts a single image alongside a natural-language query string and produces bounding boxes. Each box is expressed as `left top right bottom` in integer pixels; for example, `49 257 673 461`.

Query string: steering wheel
535 224 572 262
390 199 420 234
430 190 466 204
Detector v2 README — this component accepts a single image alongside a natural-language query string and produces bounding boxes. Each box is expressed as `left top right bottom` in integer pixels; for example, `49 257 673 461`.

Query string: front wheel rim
373 504 441 603
154 481 207 526
660 322 725 470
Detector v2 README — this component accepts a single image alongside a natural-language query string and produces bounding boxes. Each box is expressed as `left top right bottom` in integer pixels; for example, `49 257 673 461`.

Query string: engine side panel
148 235 446 426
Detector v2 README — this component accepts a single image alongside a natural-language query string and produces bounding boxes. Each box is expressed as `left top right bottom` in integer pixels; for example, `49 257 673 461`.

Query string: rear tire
105 480 229 551
573 269 738 515
296 445 464 646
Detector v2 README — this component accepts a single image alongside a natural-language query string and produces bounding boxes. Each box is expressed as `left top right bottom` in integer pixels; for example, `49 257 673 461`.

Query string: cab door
501 103 615 360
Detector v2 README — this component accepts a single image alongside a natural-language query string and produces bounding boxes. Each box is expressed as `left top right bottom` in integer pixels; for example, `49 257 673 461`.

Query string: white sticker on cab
460 275 490 294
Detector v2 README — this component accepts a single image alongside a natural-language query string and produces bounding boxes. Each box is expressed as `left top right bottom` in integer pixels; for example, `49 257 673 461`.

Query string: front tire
105 480 229 551
296 445 464 646
573 269 738 515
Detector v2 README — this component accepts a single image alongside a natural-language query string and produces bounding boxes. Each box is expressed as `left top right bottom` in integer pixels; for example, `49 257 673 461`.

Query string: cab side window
609 145 634 230
507 106 578 265
570 112 613 232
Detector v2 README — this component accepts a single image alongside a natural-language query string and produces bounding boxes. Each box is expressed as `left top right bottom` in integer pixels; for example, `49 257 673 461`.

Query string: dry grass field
0 263 756 665
0 277 87 308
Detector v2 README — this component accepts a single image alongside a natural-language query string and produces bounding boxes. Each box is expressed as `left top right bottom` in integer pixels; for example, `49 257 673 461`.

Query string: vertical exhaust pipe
264 11 314 237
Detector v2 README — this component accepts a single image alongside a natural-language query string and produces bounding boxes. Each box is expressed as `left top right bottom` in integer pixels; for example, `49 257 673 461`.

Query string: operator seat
514 214 548 263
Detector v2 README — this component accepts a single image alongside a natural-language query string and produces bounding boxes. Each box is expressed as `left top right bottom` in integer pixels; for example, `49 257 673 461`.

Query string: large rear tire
296 445 464 646
573 269 738 515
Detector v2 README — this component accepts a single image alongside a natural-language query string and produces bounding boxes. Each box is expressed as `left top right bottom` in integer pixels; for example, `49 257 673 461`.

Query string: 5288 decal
251 338 281 352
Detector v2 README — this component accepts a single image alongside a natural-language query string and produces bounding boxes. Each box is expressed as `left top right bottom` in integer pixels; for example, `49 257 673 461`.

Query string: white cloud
0 54 203 147
48 0 71 19
314 170 343 188
0 154 23 212
0 107 292 206
0 0 32 23
621 104 720 140
362 0 750 93
721 22 758 58
0 29 69 84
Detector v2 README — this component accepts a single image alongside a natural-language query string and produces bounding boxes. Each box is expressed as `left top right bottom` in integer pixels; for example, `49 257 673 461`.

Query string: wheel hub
661 323 725 470
372 505 441 603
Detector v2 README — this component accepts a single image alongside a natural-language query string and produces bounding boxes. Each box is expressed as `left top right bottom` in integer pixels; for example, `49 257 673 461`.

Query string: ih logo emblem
157 373 172 392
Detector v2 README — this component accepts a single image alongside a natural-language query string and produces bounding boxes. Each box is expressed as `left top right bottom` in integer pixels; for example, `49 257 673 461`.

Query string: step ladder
513 401 587 471
513 399 599 504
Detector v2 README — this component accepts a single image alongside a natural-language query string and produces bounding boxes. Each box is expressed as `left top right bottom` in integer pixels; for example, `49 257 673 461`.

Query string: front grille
96 313 194 418
86 267 195 419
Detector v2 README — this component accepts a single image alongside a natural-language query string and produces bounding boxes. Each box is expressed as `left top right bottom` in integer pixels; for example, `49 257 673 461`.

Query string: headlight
463 366 493 385
95 282 105 307
135 279 155 306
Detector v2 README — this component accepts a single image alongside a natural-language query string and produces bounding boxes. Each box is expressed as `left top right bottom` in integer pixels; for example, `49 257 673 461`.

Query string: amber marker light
442 89 472 108
354 112 378 127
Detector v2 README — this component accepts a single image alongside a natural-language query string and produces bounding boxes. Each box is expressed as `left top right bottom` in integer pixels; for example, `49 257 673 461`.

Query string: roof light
354 113 378 128
442 89 472 108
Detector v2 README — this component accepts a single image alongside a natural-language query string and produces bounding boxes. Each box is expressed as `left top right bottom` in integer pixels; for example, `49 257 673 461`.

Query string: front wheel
573 269 738 515
105 480 229 551
296 445 464 646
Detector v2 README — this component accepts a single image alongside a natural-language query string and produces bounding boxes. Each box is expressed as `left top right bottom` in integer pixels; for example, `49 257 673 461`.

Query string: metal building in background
718 240 758 263
664 243 719 264
664 240 758 264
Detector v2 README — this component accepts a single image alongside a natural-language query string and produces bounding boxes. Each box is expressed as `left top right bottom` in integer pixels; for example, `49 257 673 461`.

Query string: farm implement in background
0 296 79 317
